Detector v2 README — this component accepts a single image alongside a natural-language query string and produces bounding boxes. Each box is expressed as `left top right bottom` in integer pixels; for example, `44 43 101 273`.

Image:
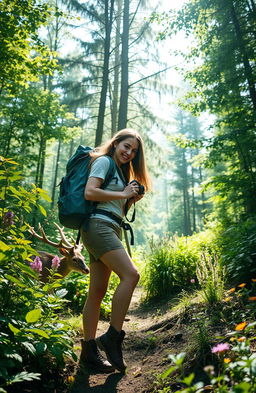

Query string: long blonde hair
90 128 151 191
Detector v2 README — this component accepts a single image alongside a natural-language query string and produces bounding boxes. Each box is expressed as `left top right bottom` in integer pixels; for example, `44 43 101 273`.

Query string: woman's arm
84 177 139 202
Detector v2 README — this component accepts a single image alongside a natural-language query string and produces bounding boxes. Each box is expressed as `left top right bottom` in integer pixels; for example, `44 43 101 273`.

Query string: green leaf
161 365 177 379
38 204 47 216
5 275 26 288
182 373 195 386
25 309 42 323
35 342 47 354
22 342 36 355
16 262 37 278
8 323 20 335
0 240 10 252
5 352 23 363
26 328 50 339
7 371 41 384
55 289 68 298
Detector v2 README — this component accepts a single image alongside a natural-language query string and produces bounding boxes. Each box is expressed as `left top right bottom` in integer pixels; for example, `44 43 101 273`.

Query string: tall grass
143 236 198 300
196 253 225 305
142 230 220 301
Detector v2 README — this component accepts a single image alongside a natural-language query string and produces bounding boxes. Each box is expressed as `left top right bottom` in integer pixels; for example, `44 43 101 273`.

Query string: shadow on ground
70 366 124 393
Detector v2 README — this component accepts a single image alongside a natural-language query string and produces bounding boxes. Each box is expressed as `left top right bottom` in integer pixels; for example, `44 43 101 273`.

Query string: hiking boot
96 325 127 373
79 339 115 373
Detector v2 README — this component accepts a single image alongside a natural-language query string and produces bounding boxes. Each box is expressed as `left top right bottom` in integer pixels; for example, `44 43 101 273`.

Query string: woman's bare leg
100 248 140 332
83 260 111 340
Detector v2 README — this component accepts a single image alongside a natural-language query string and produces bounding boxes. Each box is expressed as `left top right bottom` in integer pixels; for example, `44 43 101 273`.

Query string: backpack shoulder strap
101 156 121 189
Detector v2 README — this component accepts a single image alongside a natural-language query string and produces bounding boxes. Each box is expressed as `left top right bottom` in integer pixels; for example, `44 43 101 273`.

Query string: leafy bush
218 218 256 283
143 238 194 300
0 158 76 392
142 230 219 301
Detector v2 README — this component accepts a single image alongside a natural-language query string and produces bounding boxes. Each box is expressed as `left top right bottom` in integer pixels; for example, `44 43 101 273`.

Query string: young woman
79 128 151 373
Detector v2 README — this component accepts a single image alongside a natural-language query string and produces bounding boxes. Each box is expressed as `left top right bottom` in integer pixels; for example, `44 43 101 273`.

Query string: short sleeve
89 156 110 181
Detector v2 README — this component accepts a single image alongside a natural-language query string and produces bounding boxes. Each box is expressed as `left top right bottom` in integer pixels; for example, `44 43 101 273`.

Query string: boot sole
79 359 115 374
96 337 126 373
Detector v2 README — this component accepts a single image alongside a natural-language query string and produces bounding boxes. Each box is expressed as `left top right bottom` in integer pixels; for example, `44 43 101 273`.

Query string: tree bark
37 137 46 189
229 0 256 115
182 149 192 236
51 139 61 209
118 0 129 130
111 0 122 135
95 0 114 146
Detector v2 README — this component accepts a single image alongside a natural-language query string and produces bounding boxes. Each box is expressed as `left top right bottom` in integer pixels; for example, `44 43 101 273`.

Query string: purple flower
30 256 42 273
211 343 230 354
51 255 60 270
2 211 14 227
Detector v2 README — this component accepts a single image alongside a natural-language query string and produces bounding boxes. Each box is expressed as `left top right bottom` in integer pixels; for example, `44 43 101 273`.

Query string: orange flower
248 296 256 301
224 358 231 363
237 337 246 342
66 376 74 383
251 278 256 282
238 283 246 288
228 288 235 293
235 322 247 331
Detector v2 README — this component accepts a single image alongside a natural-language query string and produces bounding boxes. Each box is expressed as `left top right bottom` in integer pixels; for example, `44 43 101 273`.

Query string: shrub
218 218 256 283
142 230 220 301
0 158 75 392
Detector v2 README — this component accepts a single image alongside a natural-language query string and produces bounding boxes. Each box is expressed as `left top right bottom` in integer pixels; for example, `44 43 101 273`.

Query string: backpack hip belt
93 209 134 245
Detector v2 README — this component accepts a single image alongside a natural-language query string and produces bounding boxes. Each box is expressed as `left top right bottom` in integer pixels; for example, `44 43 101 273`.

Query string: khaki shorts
81 218 124 262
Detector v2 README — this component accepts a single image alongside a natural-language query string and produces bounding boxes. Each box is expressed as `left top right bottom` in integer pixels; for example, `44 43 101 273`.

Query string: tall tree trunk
190 150 196 232
38 137 46 189
35 140 43 187
51 139 61 209
229 0 256 115
198 165 205 226
111 0 122 135
118 0 129 130
182 149 192 236
95 0 114 146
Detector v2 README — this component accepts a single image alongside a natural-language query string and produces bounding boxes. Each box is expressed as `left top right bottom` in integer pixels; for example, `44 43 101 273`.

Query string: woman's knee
123 269 140 286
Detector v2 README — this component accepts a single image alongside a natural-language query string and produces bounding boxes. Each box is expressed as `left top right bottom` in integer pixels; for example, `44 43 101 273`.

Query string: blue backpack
58 145 116 231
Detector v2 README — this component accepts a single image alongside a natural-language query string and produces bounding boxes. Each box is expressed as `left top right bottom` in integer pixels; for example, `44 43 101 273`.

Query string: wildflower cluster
29 255 61 275
30 256 42 273
51 255 60 270
2 210 14 227
157 280 256 393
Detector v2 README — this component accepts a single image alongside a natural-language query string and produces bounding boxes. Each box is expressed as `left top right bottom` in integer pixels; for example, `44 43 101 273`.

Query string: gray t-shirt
89 156 126 225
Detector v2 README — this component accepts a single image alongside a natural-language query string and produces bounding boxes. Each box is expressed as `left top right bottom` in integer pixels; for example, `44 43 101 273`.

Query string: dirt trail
70 287 187 393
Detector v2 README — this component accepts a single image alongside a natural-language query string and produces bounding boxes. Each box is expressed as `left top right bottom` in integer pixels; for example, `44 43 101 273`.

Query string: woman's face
113 137 139 166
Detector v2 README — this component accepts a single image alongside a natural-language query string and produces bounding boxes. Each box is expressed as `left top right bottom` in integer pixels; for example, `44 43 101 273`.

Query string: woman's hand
126 192 144 211
122 182 139 199
132 194 144 203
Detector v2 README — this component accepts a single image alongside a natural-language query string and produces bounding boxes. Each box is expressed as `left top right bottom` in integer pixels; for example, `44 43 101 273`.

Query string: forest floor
68 287 201 393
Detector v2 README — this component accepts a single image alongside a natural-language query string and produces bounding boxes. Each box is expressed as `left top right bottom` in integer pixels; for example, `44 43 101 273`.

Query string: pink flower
51 255 60 270
30 256 42 273
211 343 230 354
190 278 195 284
